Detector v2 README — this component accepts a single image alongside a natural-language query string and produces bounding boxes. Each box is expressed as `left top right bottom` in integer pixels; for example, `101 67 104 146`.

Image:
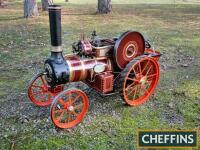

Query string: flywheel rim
114 31 145 69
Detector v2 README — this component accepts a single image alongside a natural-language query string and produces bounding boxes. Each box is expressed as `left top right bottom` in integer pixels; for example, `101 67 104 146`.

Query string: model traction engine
28 5 161 129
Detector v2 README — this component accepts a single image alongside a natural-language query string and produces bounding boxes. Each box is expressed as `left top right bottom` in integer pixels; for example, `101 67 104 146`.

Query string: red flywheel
114 31 145 69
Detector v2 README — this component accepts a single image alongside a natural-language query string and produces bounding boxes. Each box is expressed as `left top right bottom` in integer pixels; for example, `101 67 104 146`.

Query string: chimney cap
48 5 61 10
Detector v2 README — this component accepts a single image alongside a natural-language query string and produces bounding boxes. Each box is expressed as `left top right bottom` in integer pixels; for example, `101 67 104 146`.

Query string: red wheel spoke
145 80 151 86
40 93 45 99
132 67 139 78
67 112 72 123
145 65 153 76
71 110 78 116
127 77 138 82
58 98 66 106
74 103 83 110
138 85 144 95
32 85 43 89
32 91 42 96
138 62 142 74
57 110 65 121
68 91 72 103
137 84 142 97
133 85 139 99
141 84 150 95
40 76 45 86
142 60 150 74
144 81 152 90
147 73 158 80
55 109 63 114
125 82 136 91
146 79 152 84
127 85 138 96
72 95 81 104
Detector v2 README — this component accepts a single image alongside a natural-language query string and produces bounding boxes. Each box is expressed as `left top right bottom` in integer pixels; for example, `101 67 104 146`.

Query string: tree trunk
41 0 53 11
0 0 5 7
97 0 111 14
24 0 39 18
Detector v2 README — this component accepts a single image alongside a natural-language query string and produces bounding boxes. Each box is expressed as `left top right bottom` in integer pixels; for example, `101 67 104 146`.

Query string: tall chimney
48 5 62 52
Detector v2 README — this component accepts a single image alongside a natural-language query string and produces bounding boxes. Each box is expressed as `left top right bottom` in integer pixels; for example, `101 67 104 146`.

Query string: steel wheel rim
28 73 54 107
51 89 89 129
123 57 159 106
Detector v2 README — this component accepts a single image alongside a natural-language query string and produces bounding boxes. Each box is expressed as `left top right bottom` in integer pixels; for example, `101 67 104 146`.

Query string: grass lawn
0 0 200 149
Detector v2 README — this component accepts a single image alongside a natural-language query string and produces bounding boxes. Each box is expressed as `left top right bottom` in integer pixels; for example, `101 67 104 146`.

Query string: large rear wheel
116 56 160 106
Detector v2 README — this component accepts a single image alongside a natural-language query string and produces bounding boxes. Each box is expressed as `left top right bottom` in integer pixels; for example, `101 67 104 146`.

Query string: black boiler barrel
48 5 62 52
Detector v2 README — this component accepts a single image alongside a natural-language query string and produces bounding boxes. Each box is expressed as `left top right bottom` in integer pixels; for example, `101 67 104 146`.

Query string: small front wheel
28 72 63 107
50 88 89 128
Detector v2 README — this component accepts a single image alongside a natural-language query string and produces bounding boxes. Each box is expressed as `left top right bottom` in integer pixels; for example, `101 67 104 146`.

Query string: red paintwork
85 72 114 94
145 48 161 61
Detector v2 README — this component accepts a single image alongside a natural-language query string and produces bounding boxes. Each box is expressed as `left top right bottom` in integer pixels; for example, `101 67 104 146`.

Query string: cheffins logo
137 130 198 148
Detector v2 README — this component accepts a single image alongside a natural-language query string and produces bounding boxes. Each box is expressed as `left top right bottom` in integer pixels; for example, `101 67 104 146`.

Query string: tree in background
0 0 6 7
24 0 39 18
41 0 53 11
97 0 111 14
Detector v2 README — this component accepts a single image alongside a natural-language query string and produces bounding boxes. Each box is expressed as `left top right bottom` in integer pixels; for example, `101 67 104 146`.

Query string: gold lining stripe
51 46 62 52
96 57 106 60
80 60 86 80
48 7 61 10
107 58 112 70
